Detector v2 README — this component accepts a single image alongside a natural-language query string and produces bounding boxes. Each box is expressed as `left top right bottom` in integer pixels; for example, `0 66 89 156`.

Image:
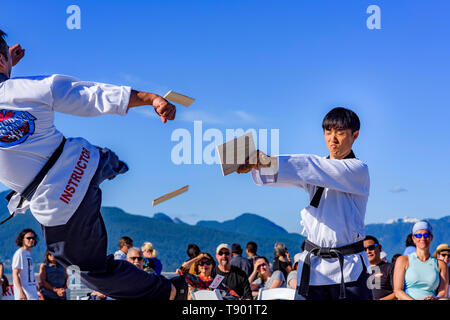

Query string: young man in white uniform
12 229 39 300
238 107 372 300
0 30 176 300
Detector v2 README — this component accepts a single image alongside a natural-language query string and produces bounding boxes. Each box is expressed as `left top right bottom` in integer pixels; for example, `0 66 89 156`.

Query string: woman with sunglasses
393 221 449 300
249 256 286 298
177 252 240 300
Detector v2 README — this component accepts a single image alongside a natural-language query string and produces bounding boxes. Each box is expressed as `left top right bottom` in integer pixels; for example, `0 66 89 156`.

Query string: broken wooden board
152 185 189 206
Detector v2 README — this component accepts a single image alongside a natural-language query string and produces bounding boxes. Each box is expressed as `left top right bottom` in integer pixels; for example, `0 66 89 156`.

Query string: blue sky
1 0 449 233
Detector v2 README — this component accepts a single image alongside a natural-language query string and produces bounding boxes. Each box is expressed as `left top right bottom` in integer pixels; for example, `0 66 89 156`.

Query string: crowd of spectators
1 221 449 300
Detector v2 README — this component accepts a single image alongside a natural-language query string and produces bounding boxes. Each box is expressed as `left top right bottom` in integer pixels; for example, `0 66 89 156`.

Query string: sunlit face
23 232 36 249
363 240 381 264
324 128 358 159
412 229 433 249
127 250 144 269
216 249 231 268
255 258 270 276
197 259 213 276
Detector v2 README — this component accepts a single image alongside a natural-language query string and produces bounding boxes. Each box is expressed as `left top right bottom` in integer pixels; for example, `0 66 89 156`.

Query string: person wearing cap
364 235 396 300
211 244 252 300
238 107 372 300
433 243 450 298
393 221 449 300
230 243 253 277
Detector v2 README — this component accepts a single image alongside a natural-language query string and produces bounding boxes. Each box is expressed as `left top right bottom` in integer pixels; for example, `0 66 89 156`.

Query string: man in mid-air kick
0 29 176 299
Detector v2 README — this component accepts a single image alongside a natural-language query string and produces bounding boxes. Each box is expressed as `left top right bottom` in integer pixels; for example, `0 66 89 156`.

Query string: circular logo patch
0 109 36 147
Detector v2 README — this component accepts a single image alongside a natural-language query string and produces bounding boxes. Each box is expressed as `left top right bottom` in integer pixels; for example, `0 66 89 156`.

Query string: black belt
298 239 364 299
1 137 67 225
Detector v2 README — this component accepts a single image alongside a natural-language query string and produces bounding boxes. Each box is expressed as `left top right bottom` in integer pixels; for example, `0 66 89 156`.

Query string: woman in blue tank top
393 221 449 300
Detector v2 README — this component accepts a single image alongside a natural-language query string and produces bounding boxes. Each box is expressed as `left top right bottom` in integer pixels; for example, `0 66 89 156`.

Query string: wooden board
163 90 195 107
152 185 189 206
216 132 256 176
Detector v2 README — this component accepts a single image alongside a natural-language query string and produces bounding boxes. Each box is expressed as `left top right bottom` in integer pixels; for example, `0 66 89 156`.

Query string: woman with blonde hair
141 242 162 275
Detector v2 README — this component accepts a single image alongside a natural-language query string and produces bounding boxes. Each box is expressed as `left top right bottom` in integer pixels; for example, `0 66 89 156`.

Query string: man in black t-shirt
212 243 252 300
364 236 396 300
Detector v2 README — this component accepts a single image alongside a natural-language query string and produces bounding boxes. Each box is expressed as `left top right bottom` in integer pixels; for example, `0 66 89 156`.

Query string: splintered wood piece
216 132 256 176
163 90 195 107
152 185 189 206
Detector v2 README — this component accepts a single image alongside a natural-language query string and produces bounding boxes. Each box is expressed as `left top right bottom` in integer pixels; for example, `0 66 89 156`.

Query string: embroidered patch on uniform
0 109 36 147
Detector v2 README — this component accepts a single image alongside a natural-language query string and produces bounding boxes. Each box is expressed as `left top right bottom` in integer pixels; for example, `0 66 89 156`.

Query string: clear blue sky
1 0 449 233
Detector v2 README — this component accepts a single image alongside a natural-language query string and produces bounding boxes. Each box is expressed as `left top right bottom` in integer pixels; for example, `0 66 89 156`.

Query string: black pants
41 148 172 300
302 269 373 300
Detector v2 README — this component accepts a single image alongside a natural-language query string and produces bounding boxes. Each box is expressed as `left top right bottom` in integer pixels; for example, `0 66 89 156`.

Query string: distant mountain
0 190 448 274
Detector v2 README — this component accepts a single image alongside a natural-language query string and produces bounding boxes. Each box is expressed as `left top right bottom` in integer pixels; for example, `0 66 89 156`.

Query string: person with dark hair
238 107 371 300
248 256 286 298
187 244 201 259
177 252 240 300
39 250 68 300
12 228 39 300
114 236 133 260
230 243 253 277
364 235 395 300
0 29 176 300
403 233 416 255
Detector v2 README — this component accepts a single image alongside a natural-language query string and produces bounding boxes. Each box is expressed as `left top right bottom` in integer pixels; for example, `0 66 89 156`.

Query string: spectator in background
433 243 450 299
231 243 253 277
391 254 402 265
186 244 201 274
249 256 285 298
287 253 302 290
114 236 133 260
126 247 145 270
212 243 252 300
142 242 162 275
394 221 448 300
177 252 240 300
246 241 259 264
403 233 416 256
0 262 8 297
364 235 395 300
39 250 68 300
272 242 292 279
12 229 39 300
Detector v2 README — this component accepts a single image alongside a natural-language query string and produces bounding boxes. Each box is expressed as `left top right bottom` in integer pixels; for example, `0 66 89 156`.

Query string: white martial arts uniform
252 153 371 286
0 74 131 226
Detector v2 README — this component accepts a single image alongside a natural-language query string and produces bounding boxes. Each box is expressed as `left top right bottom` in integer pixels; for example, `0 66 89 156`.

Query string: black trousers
301 269 373 300
41 148 172 300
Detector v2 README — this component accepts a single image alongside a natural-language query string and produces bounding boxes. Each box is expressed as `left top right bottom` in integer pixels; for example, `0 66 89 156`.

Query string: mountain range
0 190 448 273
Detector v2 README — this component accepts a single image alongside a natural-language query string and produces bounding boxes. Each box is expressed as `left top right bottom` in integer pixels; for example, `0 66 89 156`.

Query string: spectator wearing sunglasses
126 247 145 270
363 235 395 300
433 244 450 299
12 228 39 300
393 221 449 300
249 256 286 298
211 243 252 300
177 252 239 300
